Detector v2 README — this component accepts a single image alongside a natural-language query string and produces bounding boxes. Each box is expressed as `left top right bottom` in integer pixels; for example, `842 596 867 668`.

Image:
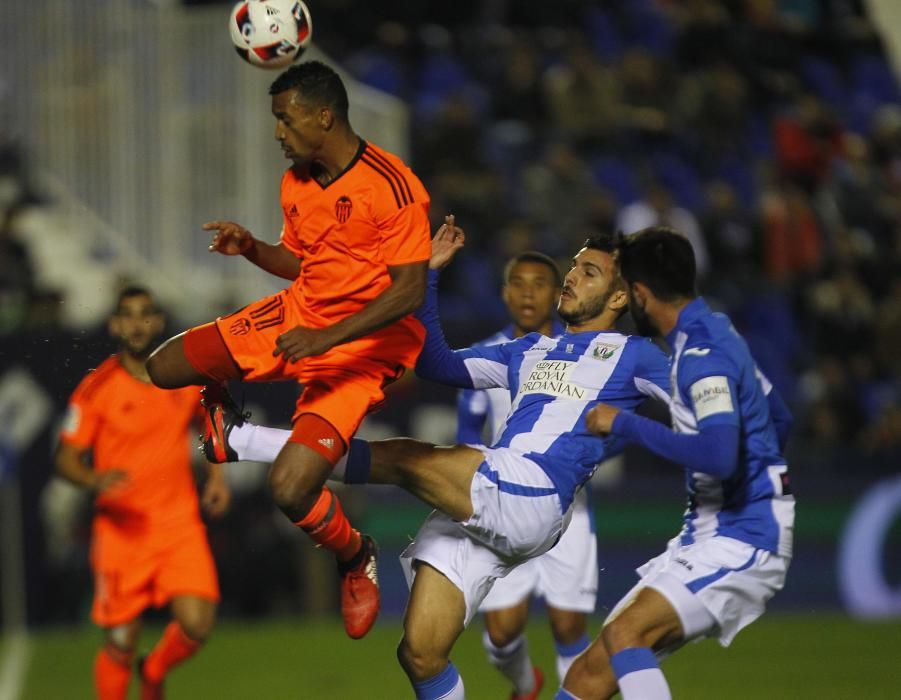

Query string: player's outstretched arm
588 403 741 479
203 220 300 280
413 265 479 388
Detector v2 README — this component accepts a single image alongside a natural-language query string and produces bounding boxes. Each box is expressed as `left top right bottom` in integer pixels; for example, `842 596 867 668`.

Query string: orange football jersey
278 140 430 367
60 356 204 536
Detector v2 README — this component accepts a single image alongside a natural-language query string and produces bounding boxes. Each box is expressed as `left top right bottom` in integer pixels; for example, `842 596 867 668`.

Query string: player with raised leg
456 252 596 700
146 60 431 639
56 286 230 700
557 226 795 700
201 217 673 698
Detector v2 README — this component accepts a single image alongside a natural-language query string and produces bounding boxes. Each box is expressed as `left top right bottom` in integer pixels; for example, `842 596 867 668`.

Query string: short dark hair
617 226 696 301
269 60 349 122
503 251 562 287
582 231 621 256
115 285 157 313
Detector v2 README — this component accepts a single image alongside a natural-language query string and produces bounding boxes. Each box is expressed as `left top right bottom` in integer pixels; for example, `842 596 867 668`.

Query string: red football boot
338 534 380 639
511 667 544 700
199 383 247 463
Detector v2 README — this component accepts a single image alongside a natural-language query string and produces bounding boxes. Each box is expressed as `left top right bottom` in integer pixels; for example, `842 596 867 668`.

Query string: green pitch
19 613 900 698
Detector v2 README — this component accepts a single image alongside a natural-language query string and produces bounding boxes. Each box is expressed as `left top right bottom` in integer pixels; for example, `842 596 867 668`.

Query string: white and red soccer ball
229 0 313 70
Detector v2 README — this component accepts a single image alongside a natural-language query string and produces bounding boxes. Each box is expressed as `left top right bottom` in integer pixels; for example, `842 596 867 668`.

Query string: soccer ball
229 0 313 70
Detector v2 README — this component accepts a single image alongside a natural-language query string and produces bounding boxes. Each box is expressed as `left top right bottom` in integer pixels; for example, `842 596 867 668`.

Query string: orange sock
94 644 133 700
294 487 362 562
141 622 202 685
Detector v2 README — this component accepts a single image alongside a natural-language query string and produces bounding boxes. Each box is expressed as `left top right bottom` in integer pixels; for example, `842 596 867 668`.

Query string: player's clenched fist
586 403 620 435
203 220 254 255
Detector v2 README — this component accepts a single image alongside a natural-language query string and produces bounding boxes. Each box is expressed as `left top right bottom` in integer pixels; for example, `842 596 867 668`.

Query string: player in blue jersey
459 252 597 700
200 216 672 698
557 226 795 700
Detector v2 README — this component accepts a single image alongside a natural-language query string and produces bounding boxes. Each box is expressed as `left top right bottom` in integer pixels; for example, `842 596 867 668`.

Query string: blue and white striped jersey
456 321 565 444
667 298 795 556
456 326 516 445
417 287 671 513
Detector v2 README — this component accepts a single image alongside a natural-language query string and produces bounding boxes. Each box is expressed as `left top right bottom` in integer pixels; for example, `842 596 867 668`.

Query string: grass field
12 612 900 699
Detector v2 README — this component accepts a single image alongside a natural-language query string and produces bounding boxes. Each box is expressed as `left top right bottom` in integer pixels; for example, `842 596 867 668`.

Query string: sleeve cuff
611 410 641 438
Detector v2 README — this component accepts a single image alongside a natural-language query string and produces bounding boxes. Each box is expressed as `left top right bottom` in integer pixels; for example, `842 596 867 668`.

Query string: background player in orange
145 60 431 639
56 285 230 700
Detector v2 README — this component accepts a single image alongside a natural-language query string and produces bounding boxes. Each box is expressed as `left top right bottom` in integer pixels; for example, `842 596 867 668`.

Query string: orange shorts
90 520 219 627
289 362 403 445
187 290 415 445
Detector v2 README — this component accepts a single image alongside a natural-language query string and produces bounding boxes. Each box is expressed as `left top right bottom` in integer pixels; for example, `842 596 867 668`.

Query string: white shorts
401 447 567 625
479 487 597 614
607 536 790 647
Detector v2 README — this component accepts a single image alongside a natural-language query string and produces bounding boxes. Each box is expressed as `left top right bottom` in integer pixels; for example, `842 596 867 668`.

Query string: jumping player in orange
146 60 431 639
56 286 230 700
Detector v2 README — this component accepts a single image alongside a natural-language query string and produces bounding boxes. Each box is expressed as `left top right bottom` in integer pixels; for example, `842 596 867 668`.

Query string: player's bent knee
145 346 176 388
397 637 445 681
268 461 320 514
106 624 138 653
550 612 588 644
484 614 524 649
175 607 216 642
147 338 199 389
486 627 519 649
148 326 237 389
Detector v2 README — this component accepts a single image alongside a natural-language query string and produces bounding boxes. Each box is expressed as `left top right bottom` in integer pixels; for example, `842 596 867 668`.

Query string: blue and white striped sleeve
632 339 671 405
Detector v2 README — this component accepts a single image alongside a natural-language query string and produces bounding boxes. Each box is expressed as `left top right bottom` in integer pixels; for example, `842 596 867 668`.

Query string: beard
558 288 613 326
629 299 658 337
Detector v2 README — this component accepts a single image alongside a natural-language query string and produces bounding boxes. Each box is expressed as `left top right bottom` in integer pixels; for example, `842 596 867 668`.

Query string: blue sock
555 635 590 659
555 689 580 699
344 438 371 484
555 634 590 681
411 662 462 700
610 647 670 699
610 647 658 678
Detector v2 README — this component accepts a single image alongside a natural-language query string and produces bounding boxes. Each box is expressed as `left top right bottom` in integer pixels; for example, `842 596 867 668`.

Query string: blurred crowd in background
316 0 901 473
1 0 900 625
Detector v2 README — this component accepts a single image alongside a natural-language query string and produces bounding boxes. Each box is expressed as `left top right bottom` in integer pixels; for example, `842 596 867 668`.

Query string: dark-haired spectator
700 180 760 302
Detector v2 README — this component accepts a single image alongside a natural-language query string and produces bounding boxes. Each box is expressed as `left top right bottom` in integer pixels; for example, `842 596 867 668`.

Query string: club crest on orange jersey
335 195 352 223
229 318 251 336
